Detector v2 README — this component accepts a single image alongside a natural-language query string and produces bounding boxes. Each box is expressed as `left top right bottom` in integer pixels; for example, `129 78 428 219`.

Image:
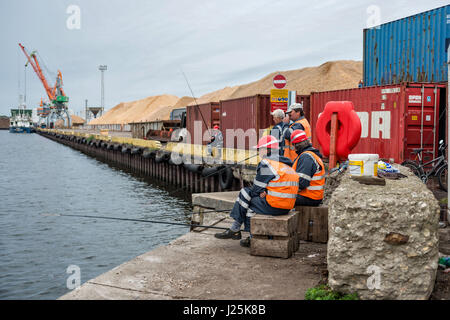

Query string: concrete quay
60 191 326 300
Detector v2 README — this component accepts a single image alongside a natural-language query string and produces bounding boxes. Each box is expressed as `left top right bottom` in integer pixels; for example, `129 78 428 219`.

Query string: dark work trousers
230 187 290 232
295 195 322 207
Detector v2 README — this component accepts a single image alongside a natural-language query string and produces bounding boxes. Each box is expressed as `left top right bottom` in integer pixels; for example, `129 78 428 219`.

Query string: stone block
250 212 298 237
250 234 299 259
327 166 440 300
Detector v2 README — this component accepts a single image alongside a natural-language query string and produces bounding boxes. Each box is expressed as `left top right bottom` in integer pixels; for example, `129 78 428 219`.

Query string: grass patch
305 285 359 300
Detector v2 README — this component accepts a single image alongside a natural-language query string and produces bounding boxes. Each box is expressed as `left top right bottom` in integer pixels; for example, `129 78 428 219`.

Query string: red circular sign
273 74 287 89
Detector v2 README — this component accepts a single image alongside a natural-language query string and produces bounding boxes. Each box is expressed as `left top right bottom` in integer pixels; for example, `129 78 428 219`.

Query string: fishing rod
57 213 230 230
180 69 212 137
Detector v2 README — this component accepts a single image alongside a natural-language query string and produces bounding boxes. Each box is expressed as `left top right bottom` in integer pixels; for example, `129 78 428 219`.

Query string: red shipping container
220 94 310 149
310 83 446 163
186 102 221 145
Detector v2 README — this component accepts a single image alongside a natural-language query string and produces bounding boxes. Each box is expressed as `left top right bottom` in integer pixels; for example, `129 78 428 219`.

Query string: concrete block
192 191 238 211
250 234 299 259
250 212 298 237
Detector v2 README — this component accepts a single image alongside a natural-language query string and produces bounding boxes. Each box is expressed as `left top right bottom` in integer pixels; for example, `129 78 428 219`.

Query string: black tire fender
201 166 222 177
143 149 156 159
184 163 203 173
131 147 141 155
219 166 234 190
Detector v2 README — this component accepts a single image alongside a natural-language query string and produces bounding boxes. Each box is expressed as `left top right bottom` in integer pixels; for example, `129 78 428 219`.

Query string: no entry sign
273 74 287 89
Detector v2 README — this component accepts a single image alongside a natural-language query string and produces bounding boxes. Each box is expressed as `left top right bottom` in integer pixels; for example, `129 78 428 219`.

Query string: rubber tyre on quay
201 166 221 177
184 163 203 174
219 166 234 190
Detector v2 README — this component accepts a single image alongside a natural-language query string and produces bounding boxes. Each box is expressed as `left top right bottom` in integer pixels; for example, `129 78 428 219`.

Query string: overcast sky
0 0 448 116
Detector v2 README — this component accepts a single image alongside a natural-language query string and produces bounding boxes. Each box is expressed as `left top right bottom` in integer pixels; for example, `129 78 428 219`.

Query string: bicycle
401 140 448 192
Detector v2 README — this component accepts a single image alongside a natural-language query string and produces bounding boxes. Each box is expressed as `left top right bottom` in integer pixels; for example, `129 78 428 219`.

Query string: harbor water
0 131 192 299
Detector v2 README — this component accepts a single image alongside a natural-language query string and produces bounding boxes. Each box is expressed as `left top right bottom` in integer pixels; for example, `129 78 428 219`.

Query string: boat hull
9 126 32 134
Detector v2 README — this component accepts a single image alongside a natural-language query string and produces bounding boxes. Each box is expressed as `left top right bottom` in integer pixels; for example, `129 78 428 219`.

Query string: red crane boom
18 43 56 101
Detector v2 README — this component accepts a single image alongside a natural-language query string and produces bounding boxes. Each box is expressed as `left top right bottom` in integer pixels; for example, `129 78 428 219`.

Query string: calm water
0 131 192 299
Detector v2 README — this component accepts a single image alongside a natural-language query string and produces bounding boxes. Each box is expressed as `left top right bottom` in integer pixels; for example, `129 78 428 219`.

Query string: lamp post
99 65 107 113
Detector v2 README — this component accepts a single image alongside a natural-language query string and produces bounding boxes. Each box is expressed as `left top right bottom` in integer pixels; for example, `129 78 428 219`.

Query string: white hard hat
270 109 285 118
286 103 303 113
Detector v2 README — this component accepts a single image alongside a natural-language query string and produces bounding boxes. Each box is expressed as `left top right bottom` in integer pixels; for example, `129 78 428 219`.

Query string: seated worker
283 103 312 161
269 108 287 156
214 135 299 247
290 130 325 206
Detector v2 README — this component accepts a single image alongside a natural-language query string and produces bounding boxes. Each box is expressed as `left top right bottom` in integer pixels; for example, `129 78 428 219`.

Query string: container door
404 85 440 162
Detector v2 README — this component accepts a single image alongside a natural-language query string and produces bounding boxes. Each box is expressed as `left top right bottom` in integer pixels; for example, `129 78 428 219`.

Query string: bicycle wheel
437 165 448 192
401 160 423 178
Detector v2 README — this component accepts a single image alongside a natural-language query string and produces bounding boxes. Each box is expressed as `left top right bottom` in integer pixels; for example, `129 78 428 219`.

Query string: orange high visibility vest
293 151 325 201
262 159 299 210
284 118 312 161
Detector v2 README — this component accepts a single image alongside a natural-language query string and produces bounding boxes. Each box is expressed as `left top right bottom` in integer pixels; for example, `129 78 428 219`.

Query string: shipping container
219 94 310 149
363 5 450 87
186 102 221 145
310 83 446 163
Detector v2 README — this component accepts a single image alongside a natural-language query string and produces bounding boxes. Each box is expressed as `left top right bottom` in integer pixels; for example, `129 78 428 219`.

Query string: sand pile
148 96 196 122
55 115 85 127
228 60 362 98
187 86 240 106
90 60 362 125
89 95 179 125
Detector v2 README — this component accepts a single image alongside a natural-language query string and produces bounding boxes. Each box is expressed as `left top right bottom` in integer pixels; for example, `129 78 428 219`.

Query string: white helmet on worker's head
286 103 303 114
270 109 285 119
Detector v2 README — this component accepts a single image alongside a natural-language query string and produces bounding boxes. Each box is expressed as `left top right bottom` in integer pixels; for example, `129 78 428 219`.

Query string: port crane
18 43 71 127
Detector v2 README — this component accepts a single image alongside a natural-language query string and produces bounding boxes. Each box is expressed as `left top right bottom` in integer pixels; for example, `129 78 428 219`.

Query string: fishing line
56 213 230 231
180 68 212 136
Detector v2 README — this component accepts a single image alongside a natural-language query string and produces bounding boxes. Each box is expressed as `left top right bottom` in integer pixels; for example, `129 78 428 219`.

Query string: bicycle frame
419 155 446 181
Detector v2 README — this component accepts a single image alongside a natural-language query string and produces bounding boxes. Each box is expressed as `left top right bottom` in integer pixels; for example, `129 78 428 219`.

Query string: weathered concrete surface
60 221 323 300
192 191 238 211
328 167 440 300
191 191 238 230
61 191 324 300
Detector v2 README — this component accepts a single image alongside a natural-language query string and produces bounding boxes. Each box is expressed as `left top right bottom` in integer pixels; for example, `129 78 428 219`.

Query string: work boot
240 236 251 248
214 229 242 240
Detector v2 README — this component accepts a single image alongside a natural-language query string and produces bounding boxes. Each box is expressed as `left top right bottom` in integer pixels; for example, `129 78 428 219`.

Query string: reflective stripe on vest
263 159 299 210
293 151 325 201
283 118 312 161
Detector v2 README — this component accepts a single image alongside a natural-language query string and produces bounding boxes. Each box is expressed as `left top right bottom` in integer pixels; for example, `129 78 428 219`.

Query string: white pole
447 49 450 223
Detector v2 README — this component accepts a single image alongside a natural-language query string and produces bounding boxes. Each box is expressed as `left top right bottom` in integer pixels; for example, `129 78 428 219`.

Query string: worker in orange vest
290 130 325 206
283 103 312 161
215 135 299 247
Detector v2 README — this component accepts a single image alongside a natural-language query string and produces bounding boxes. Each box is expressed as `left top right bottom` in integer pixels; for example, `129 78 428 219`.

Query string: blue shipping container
363 5 450 86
